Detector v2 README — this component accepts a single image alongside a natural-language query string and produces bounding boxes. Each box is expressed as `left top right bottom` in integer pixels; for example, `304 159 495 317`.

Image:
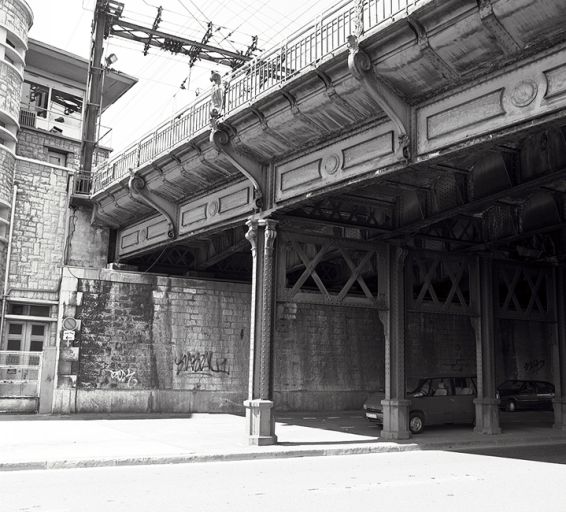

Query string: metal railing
0 350 42 398
19 106 83 141
92 0 426 194
19 106 113 147
73 173 93 195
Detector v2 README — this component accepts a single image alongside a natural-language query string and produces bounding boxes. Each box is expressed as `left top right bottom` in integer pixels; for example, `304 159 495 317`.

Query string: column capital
245 219 258 254
257 218 278 228
260 219 278 254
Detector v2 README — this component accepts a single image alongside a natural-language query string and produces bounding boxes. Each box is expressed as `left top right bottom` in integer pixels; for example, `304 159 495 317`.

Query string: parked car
496 380 555 412
363 376 477 434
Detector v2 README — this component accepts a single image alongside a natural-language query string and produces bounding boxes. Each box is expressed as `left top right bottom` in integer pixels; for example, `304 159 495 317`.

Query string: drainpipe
0 184 18 341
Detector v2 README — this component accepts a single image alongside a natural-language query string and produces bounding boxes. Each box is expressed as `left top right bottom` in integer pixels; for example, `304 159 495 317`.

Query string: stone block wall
16 129 110 171
53 267 389 414
405 312 477 389
0 147 14 205
10 158 69 297
54 268 251 414
66 206 109 268
0 60 21 121
16 130 81 168
0 148 14 296
6 158 71 413
0 241 6 296
273 302 384 411
496 319 554 385
0 0 33 46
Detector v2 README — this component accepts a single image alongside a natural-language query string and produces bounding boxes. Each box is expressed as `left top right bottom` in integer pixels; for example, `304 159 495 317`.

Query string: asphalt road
3 450 566 512
462 442 566 464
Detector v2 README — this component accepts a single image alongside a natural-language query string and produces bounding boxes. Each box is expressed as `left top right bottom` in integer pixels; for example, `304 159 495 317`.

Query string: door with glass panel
1 321 46 398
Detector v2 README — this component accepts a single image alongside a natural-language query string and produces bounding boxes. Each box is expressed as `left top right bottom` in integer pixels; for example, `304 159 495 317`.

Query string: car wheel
409 412 424 434
506 399 516 412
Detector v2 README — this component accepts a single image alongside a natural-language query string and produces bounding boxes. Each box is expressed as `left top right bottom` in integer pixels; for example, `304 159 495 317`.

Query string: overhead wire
180 0 210 27
100 2 200 124
102 0 337 151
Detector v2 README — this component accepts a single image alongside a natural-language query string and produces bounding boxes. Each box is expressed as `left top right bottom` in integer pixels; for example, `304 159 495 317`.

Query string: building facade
0 0 136 413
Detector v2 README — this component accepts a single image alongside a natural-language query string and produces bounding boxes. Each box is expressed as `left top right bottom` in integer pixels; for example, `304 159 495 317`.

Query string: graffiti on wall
174 350 230 376
80 363 140 389
524 359 545 375
104 366 139 387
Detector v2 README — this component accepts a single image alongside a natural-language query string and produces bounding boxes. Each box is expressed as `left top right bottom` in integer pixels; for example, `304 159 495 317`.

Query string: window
21 81 49 118
30 305 51 317
47 149 67 167
536 382 554 394
8 304 50 317
20 81 84 138
50 88 83 137
8 304 25 315
8 324 22 335
453 377 476 395
3 322 47 353
4 304 51 353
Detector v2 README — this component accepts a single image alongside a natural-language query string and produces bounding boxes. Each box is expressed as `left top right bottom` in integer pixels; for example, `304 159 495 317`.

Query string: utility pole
80 0 108 176
79 0 258 181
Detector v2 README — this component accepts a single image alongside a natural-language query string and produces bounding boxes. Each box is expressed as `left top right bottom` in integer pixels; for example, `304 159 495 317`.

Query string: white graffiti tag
105 367 139 388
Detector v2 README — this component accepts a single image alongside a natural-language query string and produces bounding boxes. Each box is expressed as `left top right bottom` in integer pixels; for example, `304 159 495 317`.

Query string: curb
3 436 566 472
0 442 418 472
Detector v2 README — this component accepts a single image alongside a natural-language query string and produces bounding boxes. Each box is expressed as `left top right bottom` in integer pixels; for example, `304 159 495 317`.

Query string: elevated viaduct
73 0 566 443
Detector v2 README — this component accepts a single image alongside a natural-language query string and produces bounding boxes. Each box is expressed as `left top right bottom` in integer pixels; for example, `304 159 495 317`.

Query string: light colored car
363 376 477 434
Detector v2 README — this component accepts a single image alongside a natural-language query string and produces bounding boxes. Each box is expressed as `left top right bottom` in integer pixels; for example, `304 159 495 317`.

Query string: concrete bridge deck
87 0 566 267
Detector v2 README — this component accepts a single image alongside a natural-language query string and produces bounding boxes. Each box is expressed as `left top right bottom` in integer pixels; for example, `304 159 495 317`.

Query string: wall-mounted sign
62 317 78 330
62 330 76 341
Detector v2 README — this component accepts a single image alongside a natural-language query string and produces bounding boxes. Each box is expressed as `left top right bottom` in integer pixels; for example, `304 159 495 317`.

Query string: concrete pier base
244 399 277 446
474 398 501 434
380 398 411 440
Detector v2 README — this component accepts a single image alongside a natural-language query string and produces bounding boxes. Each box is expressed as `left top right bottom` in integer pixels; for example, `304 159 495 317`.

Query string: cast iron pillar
553 267 566 430
244 218 278 445
473 258 501 434
379 246 411 440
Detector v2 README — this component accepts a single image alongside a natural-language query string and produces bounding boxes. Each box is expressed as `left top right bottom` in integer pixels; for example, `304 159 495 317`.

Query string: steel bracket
210 125 264 209
347 35 410 160
128 173 178 239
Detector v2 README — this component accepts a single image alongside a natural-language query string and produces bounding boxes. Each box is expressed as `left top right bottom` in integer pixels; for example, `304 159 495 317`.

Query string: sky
25 0 341 153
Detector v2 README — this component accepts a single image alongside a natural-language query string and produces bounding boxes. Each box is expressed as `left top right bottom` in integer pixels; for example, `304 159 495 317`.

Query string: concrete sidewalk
1 410 565 471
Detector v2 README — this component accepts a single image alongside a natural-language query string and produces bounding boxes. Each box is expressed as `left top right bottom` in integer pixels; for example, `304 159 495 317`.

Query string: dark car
363 375 477 434
497 380 555 412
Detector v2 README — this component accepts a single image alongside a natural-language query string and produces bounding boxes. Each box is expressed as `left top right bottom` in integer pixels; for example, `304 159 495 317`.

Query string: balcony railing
93 0 427 194
73 172 93 196
19 106 83 140
19 107 113 148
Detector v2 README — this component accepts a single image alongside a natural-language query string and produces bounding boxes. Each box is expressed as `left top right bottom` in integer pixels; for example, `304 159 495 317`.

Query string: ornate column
473 257 501 434
553 266 566 430
378 245 411 440
244 218 278 445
